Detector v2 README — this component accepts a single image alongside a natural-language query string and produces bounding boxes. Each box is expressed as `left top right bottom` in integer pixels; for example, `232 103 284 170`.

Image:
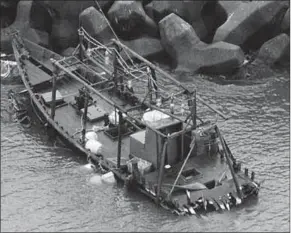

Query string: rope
167 136 196 198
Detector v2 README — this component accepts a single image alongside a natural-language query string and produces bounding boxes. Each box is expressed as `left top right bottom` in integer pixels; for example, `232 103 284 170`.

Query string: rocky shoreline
1 0 289 79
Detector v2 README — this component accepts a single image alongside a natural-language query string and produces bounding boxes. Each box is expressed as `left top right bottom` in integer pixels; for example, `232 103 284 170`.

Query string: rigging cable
93 0 138 68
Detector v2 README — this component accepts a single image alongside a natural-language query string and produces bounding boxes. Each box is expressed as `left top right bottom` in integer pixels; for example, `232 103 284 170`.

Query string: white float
89 175 102 185
85 139 103 154
101 171 116 184
104 50 110 65
85 131 98 141
108 110 127 125
141 110 170 124
81 163 96 172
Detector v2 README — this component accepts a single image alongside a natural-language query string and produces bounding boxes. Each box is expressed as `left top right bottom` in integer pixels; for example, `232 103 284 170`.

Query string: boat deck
23 58 144 168
18 43 258 213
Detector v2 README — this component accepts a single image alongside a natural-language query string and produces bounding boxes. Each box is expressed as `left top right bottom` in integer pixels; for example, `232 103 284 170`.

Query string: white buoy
89 174 102 185
101 171 116 184
104 50 110 65
85 131 98 141
80 163 96 173
85 139 102 154
108 110 127 125
156 98 162 107
86 48 93 56
142 110 170 124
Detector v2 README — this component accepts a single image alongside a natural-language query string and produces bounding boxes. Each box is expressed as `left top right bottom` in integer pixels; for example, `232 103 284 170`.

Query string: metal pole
147 69 153 103
84 52 112 75
150 67 158 99
51 59 167 138
78 29 84 61
50 72 57 120
156 140 168 203
167 136 196 199
192 90 197 129
181 130 184 161
111 39 228 120
113 43 119 89
117 110 123 168
216 126 242 199
81 88 89 145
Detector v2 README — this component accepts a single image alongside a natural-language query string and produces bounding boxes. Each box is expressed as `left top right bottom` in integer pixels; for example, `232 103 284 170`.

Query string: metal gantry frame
48 28 243 202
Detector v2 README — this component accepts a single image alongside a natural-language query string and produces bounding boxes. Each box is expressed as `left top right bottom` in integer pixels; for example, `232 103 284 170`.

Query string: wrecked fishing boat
11 27 260 216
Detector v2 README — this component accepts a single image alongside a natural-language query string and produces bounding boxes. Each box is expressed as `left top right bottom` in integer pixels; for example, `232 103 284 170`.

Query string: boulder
1 7 17 29
0 0 19 8
144 2 155 21
201 1 228 43
159 13 244 74
281 8 290 33
140 0 152 6
50 19 79 52
121 37 167 61
23 28 49 48
79 6 114 44
213 1 289 50
107 1 159 40
254 33 290 66
151 0 189 22
217 1 242 17
1 0 19 28
1 0 33 53
151 0 207 39
29 1 53 33
151 0 205 23
42 0 114 21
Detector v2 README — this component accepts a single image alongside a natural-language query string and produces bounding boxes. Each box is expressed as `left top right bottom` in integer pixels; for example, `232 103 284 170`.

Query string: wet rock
202 1 228 43
217 1 242 17
23 28 49 48
0 0 19 9
140 0 152 6
1 0 33 53
107 1 159 40
0 0 19 28
29 1 53 34
151 0 207 39
144 2 155 21
159 13 244 74
42 0 114 22
254 33 290 66
50 19 79 53
151 0 189 22
79 6 114 44
281 8 290 33
213 1 289 50
61 47 76 57
121 37 167 61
